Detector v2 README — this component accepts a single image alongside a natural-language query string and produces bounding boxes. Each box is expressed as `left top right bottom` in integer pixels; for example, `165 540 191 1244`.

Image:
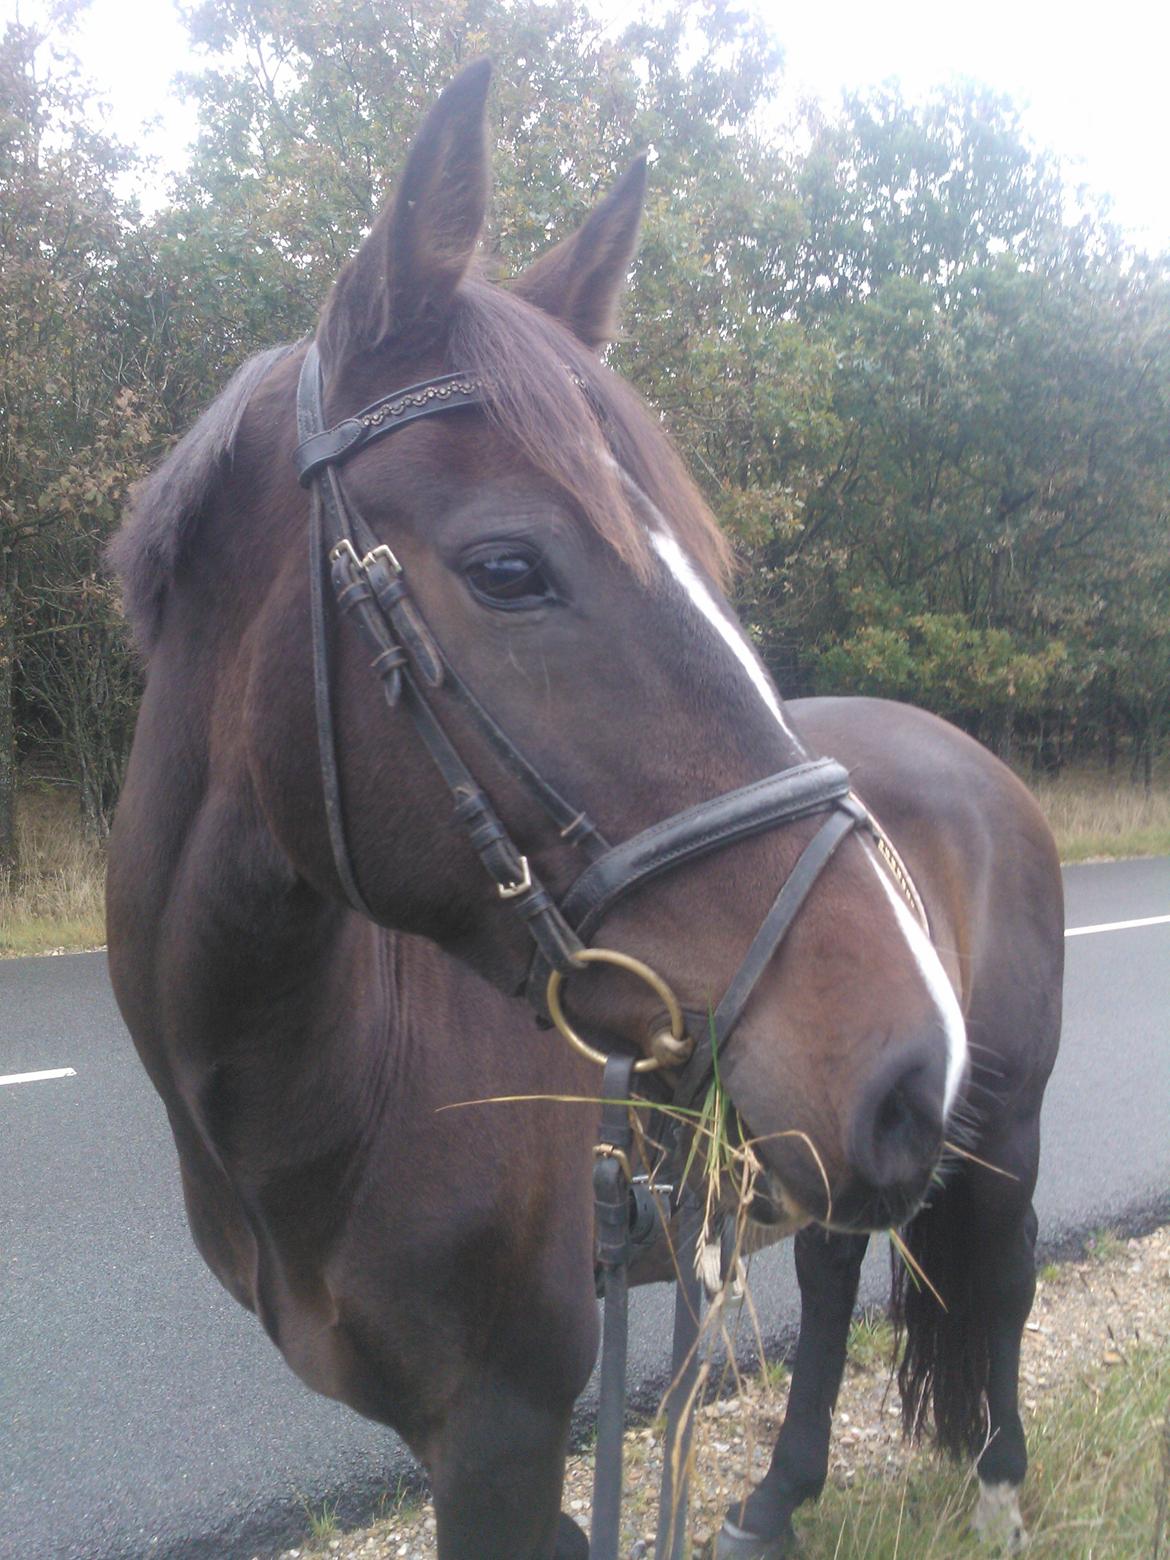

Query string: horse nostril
875 1087 919 1146
849 1042 946 1198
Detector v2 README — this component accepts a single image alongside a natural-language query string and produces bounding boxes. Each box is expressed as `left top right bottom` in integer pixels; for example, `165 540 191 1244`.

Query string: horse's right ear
510 156 648 349
318 60 492 371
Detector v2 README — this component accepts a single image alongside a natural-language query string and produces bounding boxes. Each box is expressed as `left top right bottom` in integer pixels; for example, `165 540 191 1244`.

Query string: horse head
116 61 966 1236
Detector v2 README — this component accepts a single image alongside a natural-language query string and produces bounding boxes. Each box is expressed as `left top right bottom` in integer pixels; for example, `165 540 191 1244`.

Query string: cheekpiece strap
671 797 864 1113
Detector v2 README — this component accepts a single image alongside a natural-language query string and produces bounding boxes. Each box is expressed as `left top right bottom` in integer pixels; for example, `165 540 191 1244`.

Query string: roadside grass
282 1229 1170 1559
778 1343 1170 1559
376 1476 424 1522
1083 1226 1129 1265
846 1312 896 1374
0 784 106 956
2 759 1167 956
1028 763 1170 862
299 1496 340 1545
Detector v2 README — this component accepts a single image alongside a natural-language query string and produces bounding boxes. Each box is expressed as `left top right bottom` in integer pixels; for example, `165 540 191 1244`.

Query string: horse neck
111 624 571 1161
110 680 396 1140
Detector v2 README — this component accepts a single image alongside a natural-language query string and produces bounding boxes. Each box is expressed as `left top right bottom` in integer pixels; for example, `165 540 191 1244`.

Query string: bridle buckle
497 854 532 900
594 1141 633 1181
328 538 361 569
328 538 404 575
362 542 403 575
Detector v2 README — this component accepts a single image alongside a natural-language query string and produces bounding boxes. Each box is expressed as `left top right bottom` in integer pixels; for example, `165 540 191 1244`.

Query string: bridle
293 338 928 1559
294 339 924 1096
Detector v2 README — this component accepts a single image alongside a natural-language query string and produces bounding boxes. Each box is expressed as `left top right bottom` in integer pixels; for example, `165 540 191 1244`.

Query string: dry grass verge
1029 765 1170 862
0 784 106 956
275 1225 1169 1560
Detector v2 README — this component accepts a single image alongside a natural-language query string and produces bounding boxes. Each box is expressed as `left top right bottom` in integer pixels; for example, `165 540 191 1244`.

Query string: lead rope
587 798 877 1559
591 1073 704 1560
591 1054 637 1560
655 1253 704 1560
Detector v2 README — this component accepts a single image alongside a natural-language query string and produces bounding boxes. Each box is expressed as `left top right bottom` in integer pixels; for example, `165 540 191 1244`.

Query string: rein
292 340 925 1558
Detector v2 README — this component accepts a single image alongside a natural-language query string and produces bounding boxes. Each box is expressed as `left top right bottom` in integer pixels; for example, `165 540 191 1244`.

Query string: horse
106 62 1062 1560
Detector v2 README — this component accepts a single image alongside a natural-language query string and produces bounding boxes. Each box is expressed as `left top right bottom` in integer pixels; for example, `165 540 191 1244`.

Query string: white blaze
866 853 969 1114
646 504 969 1113
649 527 799 743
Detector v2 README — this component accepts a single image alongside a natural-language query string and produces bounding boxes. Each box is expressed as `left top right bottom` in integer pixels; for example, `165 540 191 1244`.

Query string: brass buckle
497 855 532 900
546 948 688 1074
361 542 403 575
327 538 403 575
328 538 362 569
594 1142 633 1181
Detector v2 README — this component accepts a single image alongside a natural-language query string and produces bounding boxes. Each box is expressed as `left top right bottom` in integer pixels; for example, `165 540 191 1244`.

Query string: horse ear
318 59 492 368
511 156 648 349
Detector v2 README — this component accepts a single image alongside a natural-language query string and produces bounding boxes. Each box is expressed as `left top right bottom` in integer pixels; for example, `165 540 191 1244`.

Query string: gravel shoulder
267 1224 1170 1560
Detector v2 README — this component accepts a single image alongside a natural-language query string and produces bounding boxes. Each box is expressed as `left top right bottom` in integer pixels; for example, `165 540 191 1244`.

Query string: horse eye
463 548 555 609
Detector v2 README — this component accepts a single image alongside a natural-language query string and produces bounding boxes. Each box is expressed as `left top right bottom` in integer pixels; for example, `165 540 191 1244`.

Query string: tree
782 83 1068 316
0 20 153 861
730 85 1170 768
3 2 1167 847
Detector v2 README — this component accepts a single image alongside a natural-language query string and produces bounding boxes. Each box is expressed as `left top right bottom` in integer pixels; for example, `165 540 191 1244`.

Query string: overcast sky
9 0 1170 252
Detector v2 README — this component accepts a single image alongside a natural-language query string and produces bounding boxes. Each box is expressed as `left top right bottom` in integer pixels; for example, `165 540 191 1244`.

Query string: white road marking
1065 913 1170 938
0 1067 77 1088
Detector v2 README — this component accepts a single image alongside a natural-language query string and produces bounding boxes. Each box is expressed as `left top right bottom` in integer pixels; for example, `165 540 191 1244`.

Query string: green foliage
0 18 154 859
846 1311 895 1374
804 1342 1170 1557
814 614 1067 745
2 0 1168 863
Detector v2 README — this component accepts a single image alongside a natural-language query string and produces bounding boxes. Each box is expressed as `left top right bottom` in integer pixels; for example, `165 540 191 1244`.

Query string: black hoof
713 1515 797 1559
554 1511 589 1558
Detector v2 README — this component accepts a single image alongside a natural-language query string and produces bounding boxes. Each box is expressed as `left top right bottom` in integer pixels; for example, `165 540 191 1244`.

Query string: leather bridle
293 339 930 1560
293 340 925 1111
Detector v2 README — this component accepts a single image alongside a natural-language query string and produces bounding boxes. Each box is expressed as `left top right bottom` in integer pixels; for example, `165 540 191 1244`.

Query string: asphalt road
1 858 1167 1560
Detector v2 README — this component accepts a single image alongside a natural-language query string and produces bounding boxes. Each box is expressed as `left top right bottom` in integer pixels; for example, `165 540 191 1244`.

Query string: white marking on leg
0 1067 77 1087
698 1239 724 1298
648 528 800 744
865 855 969 1114
972 1479 1028 1551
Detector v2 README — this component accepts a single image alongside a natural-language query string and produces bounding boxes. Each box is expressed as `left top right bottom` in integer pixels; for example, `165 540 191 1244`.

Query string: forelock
449 279 730 587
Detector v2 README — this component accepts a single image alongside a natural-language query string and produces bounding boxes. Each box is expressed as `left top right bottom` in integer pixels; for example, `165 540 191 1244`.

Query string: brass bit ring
546 948 687 1073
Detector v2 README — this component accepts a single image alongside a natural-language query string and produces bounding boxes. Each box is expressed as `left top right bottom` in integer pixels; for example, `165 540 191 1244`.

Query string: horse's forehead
340 417 575 529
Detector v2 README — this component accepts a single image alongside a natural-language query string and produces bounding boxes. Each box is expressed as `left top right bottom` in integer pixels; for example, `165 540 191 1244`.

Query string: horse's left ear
318 59 492 369
510 156 647 349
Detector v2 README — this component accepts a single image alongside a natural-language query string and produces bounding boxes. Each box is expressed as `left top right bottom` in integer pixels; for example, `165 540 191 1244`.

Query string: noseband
293 341 923 1109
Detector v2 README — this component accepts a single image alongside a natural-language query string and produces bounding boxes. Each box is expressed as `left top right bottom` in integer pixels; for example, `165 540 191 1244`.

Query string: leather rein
293 340 926 1559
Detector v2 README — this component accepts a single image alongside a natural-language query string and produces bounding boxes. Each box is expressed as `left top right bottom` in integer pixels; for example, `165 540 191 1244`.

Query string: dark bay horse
106 62 1061 1560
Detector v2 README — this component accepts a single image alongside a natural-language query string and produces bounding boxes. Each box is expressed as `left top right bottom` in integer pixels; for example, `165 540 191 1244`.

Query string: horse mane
110 343 299 650
111 280 732 654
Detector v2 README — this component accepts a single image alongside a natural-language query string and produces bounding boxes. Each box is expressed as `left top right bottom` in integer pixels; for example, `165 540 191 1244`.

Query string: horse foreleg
716 1228 870 1558
427 1374 587 1560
